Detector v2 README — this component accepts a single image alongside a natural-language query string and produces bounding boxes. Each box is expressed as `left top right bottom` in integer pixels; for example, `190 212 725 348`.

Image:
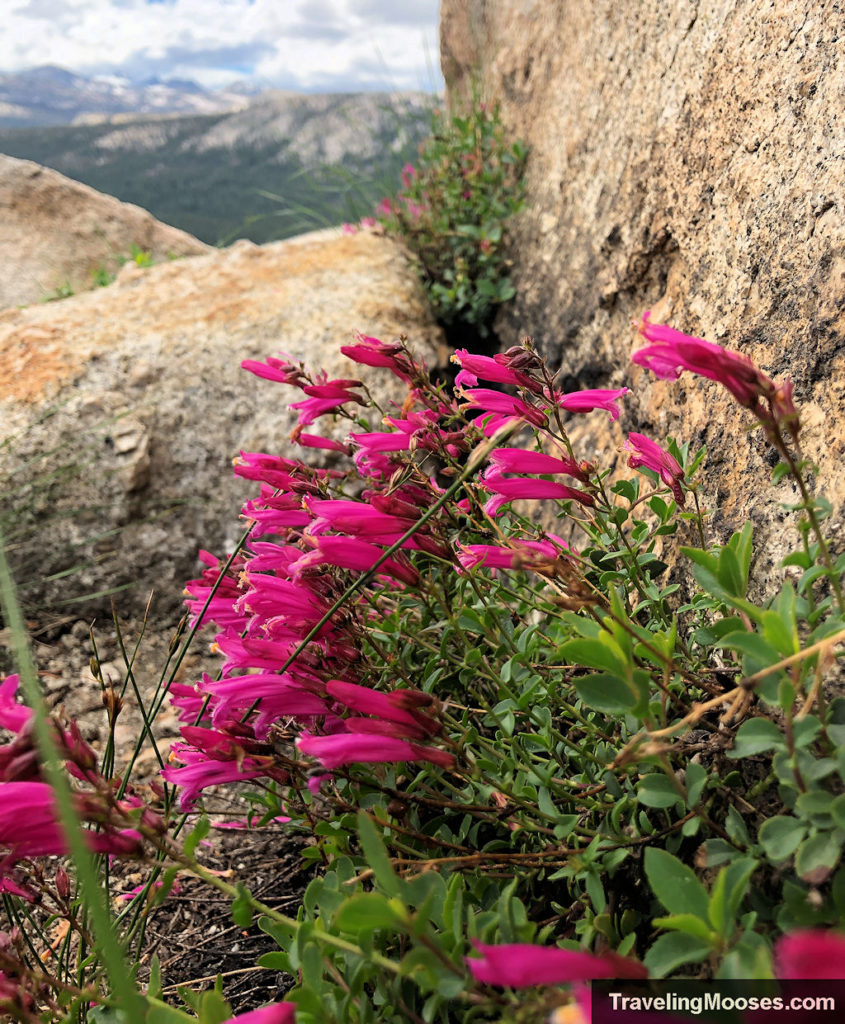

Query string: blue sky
4 0 442 92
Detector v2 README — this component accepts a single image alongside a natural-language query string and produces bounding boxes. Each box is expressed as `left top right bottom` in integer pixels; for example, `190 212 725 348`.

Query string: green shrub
376 102 526 335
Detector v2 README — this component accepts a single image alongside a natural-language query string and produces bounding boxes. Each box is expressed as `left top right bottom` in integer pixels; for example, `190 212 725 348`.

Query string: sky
3 0 443 93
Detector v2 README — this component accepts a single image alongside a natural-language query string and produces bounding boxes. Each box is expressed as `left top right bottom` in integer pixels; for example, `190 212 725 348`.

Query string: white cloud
0 0 442 92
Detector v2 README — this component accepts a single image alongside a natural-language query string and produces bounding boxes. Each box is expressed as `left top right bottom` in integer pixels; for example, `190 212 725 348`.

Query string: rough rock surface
0 154 209 308
441 0 844 572
0 228 445 626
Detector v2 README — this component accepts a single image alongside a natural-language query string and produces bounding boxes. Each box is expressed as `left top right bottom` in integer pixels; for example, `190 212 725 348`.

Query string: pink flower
297 732 454 770
480 470 594 517
0 781 143 862
555 388 629 420
117 879 182 902
349 430 413 453
326 680 440 738
222 1003 296 1024
0 676 31 735
306 499 417 538
774 930 845 979
466 941 648 988
241 356 307 387
458 539 569 572
632 312 787 416
161 744 273 812
624 432 685 505
459 388 548 428
340 334 419 382
201 674 328 737
292 432 350 454
290 380 365 427
451 350 538 391
401 163 417 187
489 448 590 481
290 537 419 586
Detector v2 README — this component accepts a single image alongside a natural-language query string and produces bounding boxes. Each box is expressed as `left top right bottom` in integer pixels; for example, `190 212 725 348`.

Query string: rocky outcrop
0 229 445 626
441 0 843 569
0 154 209 308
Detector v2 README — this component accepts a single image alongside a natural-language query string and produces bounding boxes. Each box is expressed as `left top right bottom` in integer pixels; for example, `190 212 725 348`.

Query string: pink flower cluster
0 675 159 899
172 336 670 808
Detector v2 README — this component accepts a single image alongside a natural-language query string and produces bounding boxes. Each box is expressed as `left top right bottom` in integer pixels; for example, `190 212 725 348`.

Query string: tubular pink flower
451 350 537 390
459 388 548 427
632 312 789 422
241 356 307 387
349 430 413 452
480 470 595 517
0 676 31 735
624 432 685 506
466 941 648 988
293 432 351 454
202 674 329 736
489 448 589 481
326 680 438 737
774 930 845 979
305 499 417 537
0 781 144 862
340 334 418 381
161 745 271 812
297 731 454 769
222 1002 296 1024
555 388 629 420
291 537 418 585
458 539 569 572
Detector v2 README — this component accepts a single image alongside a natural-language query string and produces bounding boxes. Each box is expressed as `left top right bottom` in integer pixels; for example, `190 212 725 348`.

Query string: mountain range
0 64 251 128
0 67 435 246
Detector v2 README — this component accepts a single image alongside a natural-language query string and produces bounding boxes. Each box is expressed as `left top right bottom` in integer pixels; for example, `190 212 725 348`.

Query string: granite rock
0 228 445 626
441 0 844 576
0 154 209 308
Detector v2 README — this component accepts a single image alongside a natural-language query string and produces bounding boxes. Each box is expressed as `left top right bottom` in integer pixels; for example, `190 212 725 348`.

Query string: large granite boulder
441 0 843 568
0 228 445 627
0 154 209 309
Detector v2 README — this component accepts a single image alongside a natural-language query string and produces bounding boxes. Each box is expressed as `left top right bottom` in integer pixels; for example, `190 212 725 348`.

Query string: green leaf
147 955 162 1000
146 1001 195 1024
184 816 211 859
685 762 707 806
335 892 405 933
725 805 750 846
724 858 758 922
707 868 730 937
652 913 716 943
357 811 401 899
231 883 253 929
717 546 745 598
257 951 291 971
573 672 639 714
198 991 231 1024
726 717 785 758
795 832 842 883
644 848 709 920
796 791 835 821
561 635 628 677
643 933 712 978
637 774 684 809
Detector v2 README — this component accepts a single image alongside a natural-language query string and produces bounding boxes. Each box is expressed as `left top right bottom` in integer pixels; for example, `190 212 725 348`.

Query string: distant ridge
0 64 249 128
0 91 436 245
